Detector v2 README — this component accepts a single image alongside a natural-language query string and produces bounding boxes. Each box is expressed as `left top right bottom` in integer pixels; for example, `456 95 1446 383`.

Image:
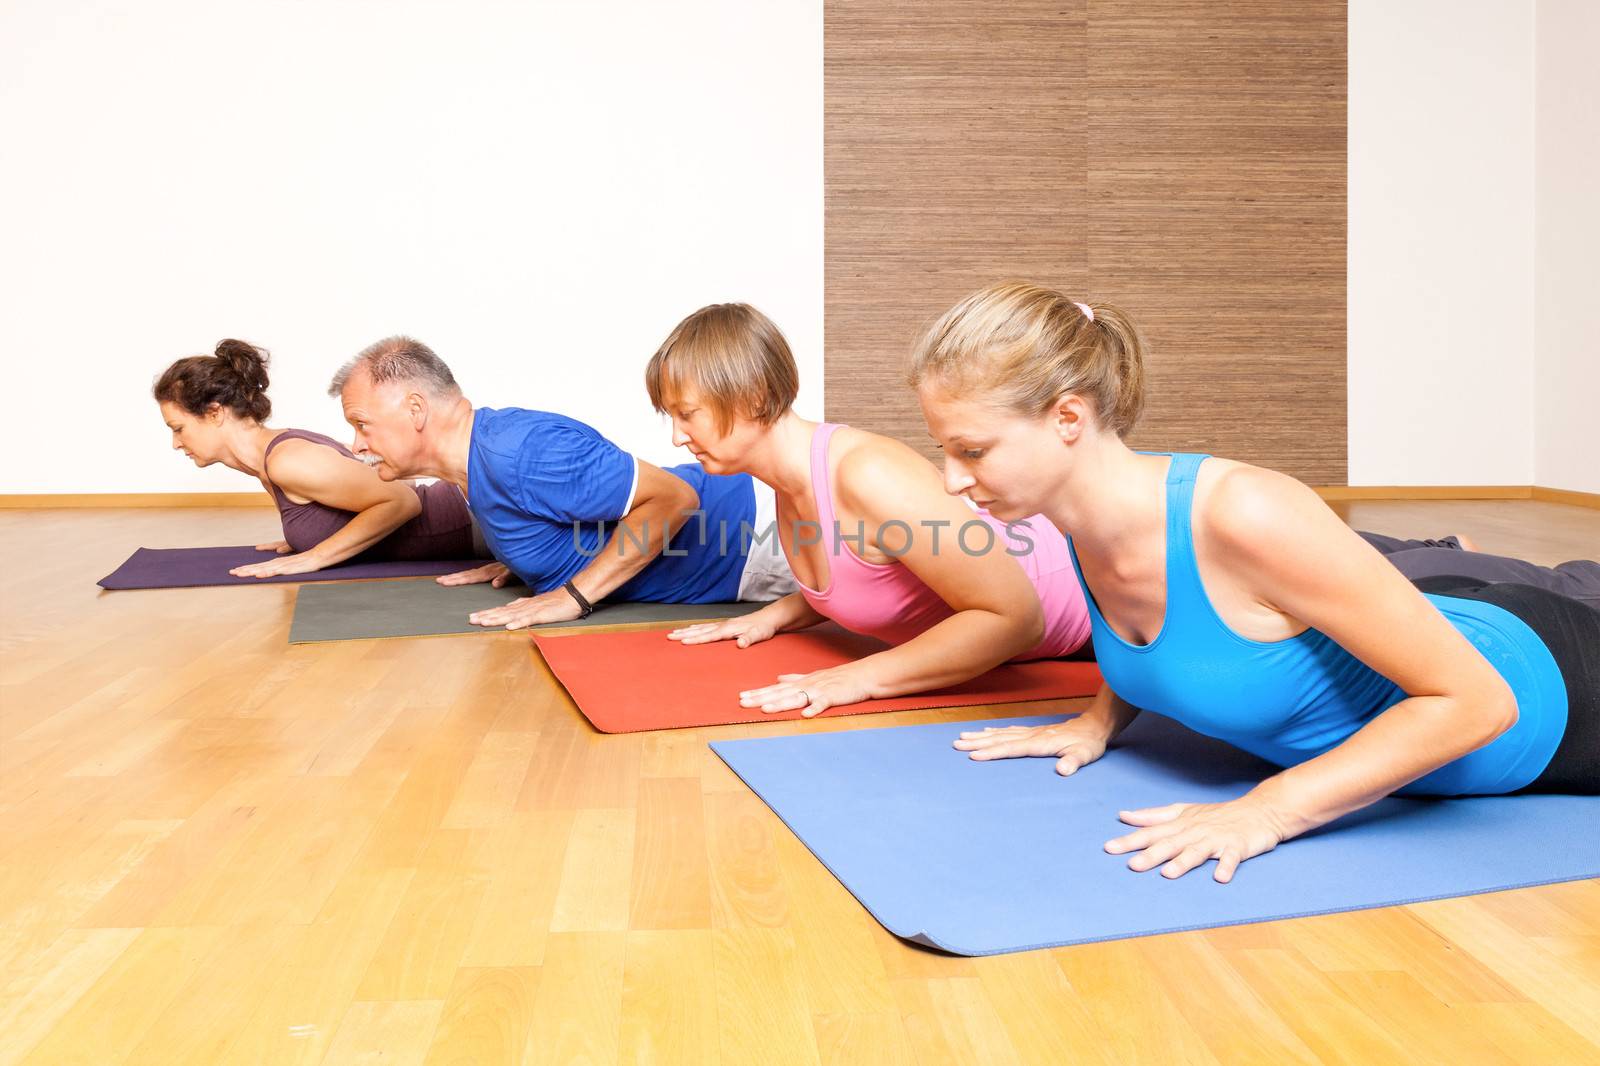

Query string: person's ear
1051 392 1090 445
205 402 225 426
407 391 429 430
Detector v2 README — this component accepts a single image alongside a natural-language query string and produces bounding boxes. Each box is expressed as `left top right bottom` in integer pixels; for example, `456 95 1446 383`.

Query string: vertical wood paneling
825 2 1090 453
1087 2 1347 479
826 1 1347 484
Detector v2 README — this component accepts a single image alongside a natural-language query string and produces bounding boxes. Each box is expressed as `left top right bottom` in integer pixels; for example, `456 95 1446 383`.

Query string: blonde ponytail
908 281 1149 437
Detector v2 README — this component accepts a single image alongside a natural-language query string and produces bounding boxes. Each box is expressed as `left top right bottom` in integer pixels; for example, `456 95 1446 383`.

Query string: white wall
0 0 823 494
1348 0 1536 486
1535 0 1600 494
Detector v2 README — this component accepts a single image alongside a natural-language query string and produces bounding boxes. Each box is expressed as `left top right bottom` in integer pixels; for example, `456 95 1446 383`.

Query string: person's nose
943 456 975 497
671 421 692 448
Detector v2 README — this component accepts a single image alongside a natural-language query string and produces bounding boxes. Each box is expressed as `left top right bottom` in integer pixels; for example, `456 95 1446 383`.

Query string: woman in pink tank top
154 340 478 577
643 304 1092 719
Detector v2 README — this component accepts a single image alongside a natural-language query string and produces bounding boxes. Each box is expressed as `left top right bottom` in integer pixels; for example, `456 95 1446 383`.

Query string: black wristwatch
563 579 595 618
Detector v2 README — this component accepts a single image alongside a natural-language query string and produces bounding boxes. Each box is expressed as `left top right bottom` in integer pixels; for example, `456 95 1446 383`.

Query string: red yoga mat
532 623 1103 733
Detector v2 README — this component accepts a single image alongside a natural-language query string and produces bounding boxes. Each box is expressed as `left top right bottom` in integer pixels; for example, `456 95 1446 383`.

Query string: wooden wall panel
825 1 1347 484
825 2 1090 454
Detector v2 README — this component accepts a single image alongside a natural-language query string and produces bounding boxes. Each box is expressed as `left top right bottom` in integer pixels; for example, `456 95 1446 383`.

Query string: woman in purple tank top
153 340 478 577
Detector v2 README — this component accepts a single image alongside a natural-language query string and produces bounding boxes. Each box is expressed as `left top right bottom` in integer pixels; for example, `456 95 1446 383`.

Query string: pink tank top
792 423 1091 659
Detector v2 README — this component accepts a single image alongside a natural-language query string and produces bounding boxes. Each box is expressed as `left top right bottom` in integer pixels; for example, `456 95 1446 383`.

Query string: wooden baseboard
1314 485 1600 509
0 493 274 509
1531 485 1600 510
1313 486 1531 502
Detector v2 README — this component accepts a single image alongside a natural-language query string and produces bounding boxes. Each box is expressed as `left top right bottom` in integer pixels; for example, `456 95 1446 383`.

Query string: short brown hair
153 339 272 422
908 281 1148 437
645 303 799 434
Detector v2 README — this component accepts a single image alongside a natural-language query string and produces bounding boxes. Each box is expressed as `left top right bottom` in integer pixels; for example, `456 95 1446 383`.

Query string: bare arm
742 438 1046 715
1106 465 1517 881
565 459 701 604
668 591 828 648
761 591 830 633
1205 467 1516 832
955 684 1141 775
231 441 422 576
464 459 703 630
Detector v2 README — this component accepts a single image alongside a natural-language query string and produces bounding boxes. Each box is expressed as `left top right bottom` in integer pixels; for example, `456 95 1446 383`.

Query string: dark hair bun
214 339 270 388
152 339 273 422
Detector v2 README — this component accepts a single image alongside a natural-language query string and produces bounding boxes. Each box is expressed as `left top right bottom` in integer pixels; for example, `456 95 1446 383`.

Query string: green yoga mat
287 577 762 644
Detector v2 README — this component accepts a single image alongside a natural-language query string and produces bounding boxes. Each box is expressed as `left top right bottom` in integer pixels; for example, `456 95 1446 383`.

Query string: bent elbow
1475 678 1519 746
1020 600 1046 649
995 598 1044 655
676 479 701 515
400 489 424 521
650 471 699 518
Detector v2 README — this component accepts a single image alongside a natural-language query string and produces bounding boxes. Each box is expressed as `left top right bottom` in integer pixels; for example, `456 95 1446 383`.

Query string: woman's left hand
740 664 877 718
1104 795 1294 883
230 551 326 578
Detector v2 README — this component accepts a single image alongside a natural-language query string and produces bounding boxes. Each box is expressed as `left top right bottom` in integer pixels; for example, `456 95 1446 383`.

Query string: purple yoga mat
97 546 482 590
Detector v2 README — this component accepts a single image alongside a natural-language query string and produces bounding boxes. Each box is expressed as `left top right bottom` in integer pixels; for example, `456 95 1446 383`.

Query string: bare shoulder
263 436 336 480
265 437 373 501
1195 458 1339 560
832 427 942 510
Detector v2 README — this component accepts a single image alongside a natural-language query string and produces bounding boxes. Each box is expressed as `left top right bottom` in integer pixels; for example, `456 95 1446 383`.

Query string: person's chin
975 497 1024 521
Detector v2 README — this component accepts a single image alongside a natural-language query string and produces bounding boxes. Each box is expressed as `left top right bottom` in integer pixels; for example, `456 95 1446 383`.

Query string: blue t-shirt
465 407 756 603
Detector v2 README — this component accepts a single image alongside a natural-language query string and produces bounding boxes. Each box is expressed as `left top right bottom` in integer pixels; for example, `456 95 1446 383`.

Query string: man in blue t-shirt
328 335 794 629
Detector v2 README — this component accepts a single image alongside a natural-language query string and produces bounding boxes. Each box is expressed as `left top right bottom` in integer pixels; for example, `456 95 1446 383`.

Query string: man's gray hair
328 336 461 397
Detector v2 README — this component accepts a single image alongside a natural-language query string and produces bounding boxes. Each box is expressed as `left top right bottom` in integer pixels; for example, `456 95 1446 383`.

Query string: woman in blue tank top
909 282 1599 884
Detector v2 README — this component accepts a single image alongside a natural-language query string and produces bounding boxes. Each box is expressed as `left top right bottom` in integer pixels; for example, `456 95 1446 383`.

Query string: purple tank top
263 429 474 562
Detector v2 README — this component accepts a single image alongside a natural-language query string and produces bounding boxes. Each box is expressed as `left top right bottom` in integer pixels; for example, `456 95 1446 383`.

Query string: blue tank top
1066 453 1567 796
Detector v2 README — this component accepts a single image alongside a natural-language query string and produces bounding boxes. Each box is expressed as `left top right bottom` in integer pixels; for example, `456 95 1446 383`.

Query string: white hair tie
1074 301 1094 322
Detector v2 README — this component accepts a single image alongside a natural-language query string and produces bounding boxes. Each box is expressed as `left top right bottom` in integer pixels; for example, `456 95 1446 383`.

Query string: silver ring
799 690 810 705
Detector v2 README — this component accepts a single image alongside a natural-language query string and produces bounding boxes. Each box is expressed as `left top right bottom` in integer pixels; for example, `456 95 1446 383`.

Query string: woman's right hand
437 561 512 588
255 540 292 554
667 612 779 649
953 718 1112 776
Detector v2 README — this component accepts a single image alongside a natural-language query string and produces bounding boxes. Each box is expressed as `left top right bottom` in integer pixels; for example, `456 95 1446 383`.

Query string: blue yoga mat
710 713 1600 956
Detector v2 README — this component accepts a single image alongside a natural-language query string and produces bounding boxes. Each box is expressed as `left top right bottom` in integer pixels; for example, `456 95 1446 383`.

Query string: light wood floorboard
1 503 1596 1064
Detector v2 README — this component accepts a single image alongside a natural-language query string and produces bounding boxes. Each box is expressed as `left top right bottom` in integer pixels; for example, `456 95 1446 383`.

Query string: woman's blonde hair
645 303 799 434
908 281 1148 437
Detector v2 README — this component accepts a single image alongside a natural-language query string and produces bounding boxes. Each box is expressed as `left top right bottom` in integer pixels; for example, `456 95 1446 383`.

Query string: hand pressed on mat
740 661 877 718
954 718 1110 777
230 549 328 579
437 560 513 588
467 586 584 630
1105 796 1293 884
667 613 779 649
